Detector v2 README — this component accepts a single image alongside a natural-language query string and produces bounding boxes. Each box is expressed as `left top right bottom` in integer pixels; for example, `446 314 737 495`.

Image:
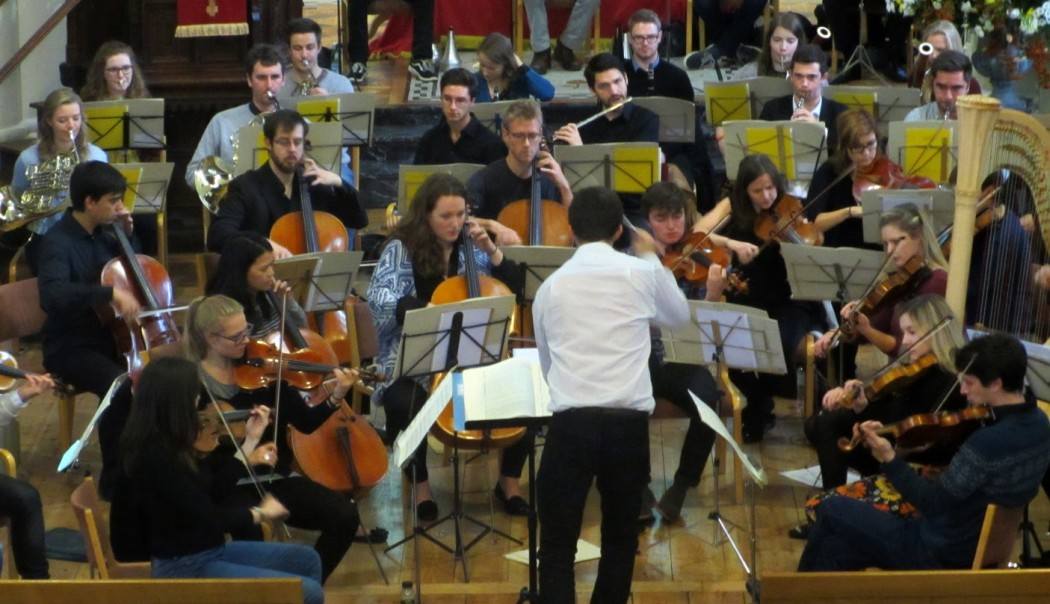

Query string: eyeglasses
105 65 133 74
506 132 542 143
212 324 254 343
849 140 878 153
630 34 660 44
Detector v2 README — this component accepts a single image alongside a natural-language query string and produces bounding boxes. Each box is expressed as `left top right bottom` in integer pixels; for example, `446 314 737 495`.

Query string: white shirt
0 391 26 428
532 242 690 414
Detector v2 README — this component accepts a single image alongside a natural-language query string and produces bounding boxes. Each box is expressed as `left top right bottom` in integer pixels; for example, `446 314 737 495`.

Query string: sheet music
689 391 767 486
456 357 551 429
695 308 758 370
58 373 128 472
393 372 454 469
431 308 494 372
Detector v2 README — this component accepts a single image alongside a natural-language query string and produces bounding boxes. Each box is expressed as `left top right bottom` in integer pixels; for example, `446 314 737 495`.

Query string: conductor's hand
856 420 895 463
553 123 583 146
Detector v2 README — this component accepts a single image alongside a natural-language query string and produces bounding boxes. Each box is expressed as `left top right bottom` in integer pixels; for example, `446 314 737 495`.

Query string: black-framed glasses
630 34 660 43
212 324 254 343
105 65 133 74
849 140 878 153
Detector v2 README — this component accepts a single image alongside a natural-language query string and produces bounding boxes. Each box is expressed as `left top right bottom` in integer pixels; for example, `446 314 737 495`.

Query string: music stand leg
354 500 390 585
1020 504 1047 567
516 430 540 603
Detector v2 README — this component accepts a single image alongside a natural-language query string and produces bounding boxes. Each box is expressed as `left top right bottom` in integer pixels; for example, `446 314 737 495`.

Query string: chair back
0 279 46 342
972 503 1024 569
70 476 150 579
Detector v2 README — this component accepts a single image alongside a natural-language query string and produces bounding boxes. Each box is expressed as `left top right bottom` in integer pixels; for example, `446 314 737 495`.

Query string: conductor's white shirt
533 241 690 414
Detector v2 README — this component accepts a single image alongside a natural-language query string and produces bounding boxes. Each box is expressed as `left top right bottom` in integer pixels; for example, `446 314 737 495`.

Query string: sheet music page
695 308 758 371
393 372 454 469
431 308 494 372
689 390 767 486
462 357 551 422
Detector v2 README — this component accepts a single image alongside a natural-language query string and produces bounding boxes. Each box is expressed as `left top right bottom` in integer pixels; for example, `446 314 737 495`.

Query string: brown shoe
530 48 551 74
553 43 581 71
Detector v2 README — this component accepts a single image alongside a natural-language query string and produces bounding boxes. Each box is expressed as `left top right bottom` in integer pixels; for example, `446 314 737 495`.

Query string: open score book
453 355 552 430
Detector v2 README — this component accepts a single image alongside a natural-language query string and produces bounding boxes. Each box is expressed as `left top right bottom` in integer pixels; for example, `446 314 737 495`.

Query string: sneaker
684 44 719 70
348 61 367 85
409 59 438 81
530 48 552 75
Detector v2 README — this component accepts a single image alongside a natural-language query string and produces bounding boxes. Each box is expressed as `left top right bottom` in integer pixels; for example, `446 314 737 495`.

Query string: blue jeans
798 495 942 571
152 541 324 604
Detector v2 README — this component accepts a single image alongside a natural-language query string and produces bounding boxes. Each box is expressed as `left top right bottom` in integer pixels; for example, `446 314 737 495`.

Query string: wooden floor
8 254 1050 603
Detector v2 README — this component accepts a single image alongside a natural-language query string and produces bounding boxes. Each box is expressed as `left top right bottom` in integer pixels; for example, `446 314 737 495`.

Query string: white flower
933 0 942 8
961 1 973 13
1009 8 1022 19
974 25 985 38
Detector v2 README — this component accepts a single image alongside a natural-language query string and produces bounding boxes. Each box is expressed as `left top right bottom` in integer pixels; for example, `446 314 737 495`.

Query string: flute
576 97 634 128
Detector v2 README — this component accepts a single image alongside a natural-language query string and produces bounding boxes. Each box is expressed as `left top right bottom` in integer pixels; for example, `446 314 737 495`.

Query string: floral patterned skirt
804 465 945 519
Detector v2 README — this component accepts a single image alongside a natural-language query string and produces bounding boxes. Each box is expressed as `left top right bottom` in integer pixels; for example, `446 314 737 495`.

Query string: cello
496 139 573 247
429 221 526 449
269 161 356 365
99 223 180 373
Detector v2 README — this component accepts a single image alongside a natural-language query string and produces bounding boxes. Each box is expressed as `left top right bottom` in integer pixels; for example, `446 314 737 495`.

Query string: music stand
860 188 955 244
723 120 827 192
290 92 376 147
398 164 485 215
746 76 794 119
554 142 661 194
499 246 575 344
836 3 889 85
113 162 174 265
704 81 752 127
384 296 517 588
632 96 696 143
873 87 921 137
272 255 323 303
825 86 878 122
83 98 166 162
779 243 885 306
886 120 958 184
469 100 517 134
233 121 343 176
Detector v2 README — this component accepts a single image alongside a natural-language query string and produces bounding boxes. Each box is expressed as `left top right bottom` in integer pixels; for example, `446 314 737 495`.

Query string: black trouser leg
0 474 49 579
267 476 360 583
381 378 430 483
408 0 435 61
347 0 369 63
652 361 720 487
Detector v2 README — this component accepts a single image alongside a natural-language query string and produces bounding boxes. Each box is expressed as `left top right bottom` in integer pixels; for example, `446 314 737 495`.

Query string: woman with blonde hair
11 88 108 271
80 40 151 101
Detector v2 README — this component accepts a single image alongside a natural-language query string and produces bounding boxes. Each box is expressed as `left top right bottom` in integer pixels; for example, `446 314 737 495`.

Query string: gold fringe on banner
174 22 249 38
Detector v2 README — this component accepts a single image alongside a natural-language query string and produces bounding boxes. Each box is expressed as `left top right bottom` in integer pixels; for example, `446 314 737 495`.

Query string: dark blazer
207 163 368 252
759 95 849 153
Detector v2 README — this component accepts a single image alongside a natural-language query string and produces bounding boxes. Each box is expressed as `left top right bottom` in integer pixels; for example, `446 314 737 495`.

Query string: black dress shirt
624 59 695 102
759 95 849 153
36 210 140 359
804 160 881 250
207 163 368 252
466 159 562 219
578 102 660 145
413 114 507 166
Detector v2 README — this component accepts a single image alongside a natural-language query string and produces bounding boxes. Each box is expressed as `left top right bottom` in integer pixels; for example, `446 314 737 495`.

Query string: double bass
429 222 526 449
269 162 356 365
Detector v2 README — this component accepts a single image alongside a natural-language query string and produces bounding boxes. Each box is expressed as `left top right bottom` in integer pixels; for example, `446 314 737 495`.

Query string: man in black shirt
759 44 848 153
414 68 507 166
207 110 368 256
467 99 573 244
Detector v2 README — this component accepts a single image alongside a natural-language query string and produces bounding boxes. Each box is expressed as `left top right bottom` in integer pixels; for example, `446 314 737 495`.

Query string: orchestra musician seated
904 50 973 122
759 44 848 154
280 18 355 99
205 109 367 258
367 174 532 521
799 333 1050 571
473 33 554 102
756 13 808 77
80 40 151 102
414 68 507 166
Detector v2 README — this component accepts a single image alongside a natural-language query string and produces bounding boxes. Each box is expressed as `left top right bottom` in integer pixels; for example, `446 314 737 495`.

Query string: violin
838 404 993 452
852 156 936 203
661 230 748 293
197 399 251 445
429 221 526 449
234 328 379 397
269 162 356 366
839 255 930 341
99 224 180 373
938 184 1003 258
496 134 573 247
753 194 823 246
836 352 937 411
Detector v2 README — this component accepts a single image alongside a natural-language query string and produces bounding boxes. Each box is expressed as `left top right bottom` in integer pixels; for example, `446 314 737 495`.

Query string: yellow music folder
116 166 144 211
612 146 660 194
84 104 128 150
401 168 432 206
745 126 796 180
903 127 953 182
253 130 270 169
828 91 876 116
705 82 751 126
297 97 340 122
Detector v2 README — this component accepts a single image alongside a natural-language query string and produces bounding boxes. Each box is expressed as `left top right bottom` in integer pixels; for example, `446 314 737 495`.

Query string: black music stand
83 98 166 162
385 296 516 598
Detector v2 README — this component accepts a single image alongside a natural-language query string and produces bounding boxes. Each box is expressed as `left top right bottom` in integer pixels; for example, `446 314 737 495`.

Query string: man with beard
206 110 368 257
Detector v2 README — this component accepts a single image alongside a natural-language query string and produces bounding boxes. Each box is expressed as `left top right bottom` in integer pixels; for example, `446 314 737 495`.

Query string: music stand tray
722 120 827 185
283 251 363 314
234 121 343 176
398 163 485 215
499 246 575 305
83 98 166 153
469 100 517 134
290 92 377 147
113 162 174 215
273 255 323 304
554 142 661 194
632 96 696 143
886 120 958 184
860 188 955 244
779 243 885 304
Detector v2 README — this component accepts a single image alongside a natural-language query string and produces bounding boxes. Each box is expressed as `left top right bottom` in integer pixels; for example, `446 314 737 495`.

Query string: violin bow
202 383 292 539
868 316 952 381
827 253 896 350
932 354 976 414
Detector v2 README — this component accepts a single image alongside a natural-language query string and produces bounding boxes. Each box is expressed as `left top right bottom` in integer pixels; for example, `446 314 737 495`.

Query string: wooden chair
0 448 16 579
344 294 379 414
0 278 84 452
513 0 602 56
0 578 302 604
972 503 1023 570
69 476 151 579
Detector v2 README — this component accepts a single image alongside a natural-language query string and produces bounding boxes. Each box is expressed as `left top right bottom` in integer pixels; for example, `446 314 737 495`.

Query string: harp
945 95 1050 338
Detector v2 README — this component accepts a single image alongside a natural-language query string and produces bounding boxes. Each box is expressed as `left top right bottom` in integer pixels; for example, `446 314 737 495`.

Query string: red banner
174 0 249 38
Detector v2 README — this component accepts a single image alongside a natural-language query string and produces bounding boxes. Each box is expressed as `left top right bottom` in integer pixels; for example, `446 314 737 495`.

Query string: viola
852 156 936 203
839 255 930 341
662 230 748 293
836 352 937 411
234 328 379 396
429 222 526 449
269 163 356 366
496 136 573 247
838 404 993 452
753 194 823 246
100 224 180 373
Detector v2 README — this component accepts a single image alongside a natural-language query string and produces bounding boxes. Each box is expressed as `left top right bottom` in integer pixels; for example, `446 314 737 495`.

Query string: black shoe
657 482 689 523
788 523 811 540
408 59 438 81
553 43 581 71
354 527 389 543
530 49 551 75
638 487 656 524
494 484 530 516
416 499 438 523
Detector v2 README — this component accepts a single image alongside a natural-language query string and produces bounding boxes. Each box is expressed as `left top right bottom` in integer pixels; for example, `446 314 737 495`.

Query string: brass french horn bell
193 156 234 215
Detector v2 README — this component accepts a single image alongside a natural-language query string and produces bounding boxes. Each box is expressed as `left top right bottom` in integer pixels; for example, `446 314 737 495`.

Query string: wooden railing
0 0 83 86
